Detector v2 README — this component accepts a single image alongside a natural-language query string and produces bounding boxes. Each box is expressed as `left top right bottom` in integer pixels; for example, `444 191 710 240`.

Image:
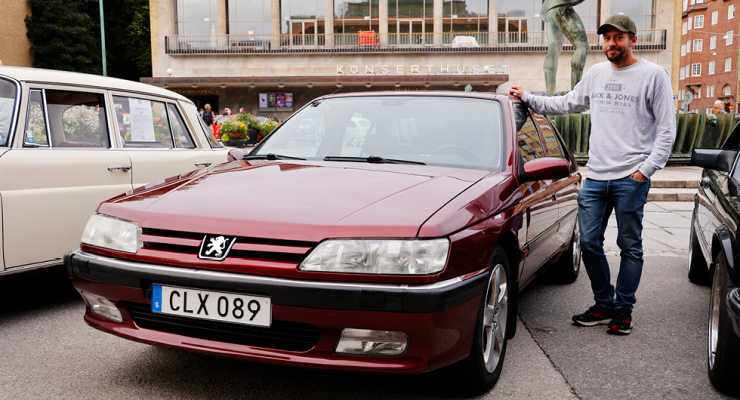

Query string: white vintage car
0 66 228 275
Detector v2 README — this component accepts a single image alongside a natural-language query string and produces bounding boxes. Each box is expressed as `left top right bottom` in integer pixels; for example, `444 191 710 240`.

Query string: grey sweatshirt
522 59 676 180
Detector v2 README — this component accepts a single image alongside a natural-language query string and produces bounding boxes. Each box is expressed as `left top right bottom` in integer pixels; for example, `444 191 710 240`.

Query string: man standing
510 15 676 335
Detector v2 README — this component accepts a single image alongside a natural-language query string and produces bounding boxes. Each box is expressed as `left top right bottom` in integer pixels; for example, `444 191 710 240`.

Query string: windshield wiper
243 153 306 161
323 156 426 165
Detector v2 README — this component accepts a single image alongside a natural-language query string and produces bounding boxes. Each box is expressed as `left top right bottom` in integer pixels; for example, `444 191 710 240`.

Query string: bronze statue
542 0 589 94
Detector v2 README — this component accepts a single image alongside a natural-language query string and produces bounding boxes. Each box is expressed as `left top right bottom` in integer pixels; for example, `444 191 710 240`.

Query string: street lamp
98 0 107 76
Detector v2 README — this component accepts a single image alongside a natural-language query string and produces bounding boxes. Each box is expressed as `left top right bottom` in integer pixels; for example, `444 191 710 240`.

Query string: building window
710 35 717 50
176 0 217 36
688 16 693 30
691 63 702 76
712 10 719 25
709 61 716 75
726 57 732 72
707 85 715 98
681 44 687 56
281 0 326 43
609 0 655 30
228 0 272 37
682 21 688 35
694 14 704 29
683 0 688 12
724 85 732 97
334 0 380 35
389 0 434 37
730 5 736 20
726 30 734 46
693 39 703 52
443 0 489 35
687 40 691 52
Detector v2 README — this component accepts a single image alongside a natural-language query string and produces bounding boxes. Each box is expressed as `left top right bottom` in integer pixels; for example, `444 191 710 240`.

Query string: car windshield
0 78 17 147
253 96 504 170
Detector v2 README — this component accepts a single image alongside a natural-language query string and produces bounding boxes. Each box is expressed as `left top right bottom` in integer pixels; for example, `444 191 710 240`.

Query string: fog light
335 328 408 356
77 289 123 323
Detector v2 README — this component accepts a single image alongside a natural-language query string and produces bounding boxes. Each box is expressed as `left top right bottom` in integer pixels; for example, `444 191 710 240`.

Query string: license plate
151 284 271 327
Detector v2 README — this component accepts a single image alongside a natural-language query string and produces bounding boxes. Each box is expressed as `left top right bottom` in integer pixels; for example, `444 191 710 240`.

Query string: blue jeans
578 176 651 312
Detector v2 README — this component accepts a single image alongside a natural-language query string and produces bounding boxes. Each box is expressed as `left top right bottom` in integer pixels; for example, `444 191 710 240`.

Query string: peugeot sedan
66 92 581 393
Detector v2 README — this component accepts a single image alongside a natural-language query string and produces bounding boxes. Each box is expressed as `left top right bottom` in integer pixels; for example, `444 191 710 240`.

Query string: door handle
107 166 131 173
194 162 212 168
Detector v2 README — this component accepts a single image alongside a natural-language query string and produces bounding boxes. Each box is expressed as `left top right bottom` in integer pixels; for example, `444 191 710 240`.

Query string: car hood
100 161 491 241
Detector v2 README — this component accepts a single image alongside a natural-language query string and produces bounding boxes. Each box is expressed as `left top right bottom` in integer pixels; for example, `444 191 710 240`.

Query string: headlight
80 214 142 253
299 239 449 275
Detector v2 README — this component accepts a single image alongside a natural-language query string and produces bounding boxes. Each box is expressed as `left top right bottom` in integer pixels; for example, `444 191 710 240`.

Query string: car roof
0 66 190 102
316 91 509 102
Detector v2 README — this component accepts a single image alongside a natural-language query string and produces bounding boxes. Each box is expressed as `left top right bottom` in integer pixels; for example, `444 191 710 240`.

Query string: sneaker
607 311 633 335
572 304 614 327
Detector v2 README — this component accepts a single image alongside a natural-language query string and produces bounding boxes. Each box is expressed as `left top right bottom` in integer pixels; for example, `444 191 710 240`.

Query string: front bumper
66 250 489 373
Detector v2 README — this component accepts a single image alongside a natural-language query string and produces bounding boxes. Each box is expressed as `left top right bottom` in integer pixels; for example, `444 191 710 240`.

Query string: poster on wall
258 92 294 111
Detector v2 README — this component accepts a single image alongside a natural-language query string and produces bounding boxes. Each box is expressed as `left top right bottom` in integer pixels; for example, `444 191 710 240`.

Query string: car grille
125 303 321 352
140 228 315 264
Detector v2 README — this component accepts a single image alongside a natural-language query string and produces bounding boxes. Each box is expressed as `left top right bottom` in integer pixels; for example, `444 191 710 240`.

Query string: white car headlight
300 239 450 275
81 214 142 253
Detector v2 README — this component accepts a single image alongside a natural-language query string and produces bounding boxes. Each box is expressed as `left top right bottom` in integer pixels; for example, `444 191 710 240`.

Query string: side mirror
521 157 571 182
691 149 737 172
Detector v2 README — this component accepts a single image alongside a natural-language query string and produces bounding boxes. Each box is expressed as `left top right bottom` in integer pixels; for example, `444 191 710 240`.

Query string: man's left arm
638 71 677 179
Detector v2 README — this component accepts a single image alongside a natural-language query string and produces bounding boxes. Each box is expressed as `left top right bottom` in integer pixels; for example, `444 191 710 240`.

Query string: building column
600 0 610 25
380 0 388 45
433 0 443 45
216 0 227 35
272 0 280 48
325 0 334 47
488 0 497 44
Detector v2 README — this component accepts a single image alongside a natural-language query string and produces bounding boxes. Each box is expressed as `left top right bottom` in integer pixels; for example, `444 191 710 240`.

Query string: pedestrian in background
509 15 677 335
202 104 215 127
711 100 726 116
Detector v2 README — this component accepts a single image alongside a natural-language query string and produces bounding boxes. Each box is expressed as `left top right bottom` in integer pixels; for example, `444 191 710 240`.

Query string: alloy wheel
709 265 721 369
572 224 581 275
482 263 508 373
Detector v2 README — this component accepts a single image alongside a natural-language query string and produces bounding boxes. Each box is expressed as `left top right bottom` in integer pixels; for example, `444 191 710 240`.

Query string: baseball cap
597 15 637 35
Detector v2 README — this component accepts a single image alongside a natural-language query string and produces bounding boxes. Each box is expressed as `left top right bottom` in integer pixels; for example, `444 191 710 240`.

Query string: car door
516 111 561 285
695 127 740 261
0 85 132 269
110 93 224 188
532 112 580 252
0 76 19 272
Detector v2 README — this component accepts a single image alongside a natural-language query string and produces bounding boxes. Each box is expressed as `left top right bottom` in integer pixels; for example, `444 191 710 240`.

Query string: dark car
66 92 581 394
689 126 740 395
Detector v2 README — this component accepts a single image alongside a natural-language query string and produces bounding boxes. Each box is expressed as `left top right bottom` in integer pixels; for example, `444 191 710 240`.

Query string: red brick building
678 0 738 112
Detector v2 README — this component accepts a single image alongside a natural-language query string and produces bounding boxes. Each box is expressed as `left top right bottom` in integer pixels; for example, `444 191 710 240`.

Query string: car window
532 113 565 158
183 102 222 148
113 96 174 148
517 113 545 162
45 90 109 148
255 96 504 171
167 104 195 149
24 89 50 147
0 78 18 146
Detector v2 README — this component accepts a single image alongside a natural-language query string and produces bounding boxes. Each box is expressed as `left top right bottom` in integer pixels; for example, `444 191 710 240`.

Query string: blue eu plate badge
151 284 162 313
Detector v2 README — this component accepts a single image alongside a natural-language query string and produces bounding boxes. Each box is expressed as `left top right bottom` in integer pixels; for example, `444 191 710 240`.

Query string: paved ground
0 203 735 400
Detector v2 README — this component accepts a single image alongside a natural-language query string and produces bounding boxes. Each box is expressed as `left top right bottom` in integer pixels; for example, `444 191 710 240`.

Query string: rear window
0 78 18 146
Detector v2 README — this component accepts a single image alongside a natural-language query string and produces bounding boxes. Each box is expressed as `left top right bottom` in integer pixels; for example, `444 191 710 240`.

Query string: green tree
103 0 151 80
25 0 101 74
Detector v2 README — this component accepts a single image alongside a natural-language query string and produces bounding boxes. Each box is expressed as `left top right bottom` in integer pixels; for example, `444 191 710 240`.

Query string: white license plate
151 284 271 327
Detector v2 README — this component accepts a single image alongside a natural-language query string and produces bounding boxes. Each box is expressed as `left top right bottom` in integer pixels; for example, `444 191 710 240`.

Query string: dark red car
66 92 581 393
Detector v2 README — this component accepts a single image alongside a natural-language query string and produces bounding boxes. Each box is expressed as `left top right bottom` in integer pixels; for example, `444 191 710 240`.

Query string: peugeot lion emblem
198 234 237 261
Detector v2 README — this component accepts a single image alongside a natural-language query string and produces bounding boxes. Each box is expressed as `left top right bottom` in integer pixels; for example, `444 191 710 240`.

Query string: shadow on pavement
0 265 80 319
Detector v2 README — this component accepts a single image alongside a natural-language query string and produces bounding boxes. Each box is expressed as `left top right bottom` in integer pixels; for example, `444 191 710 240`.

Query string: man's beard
605 47 627 64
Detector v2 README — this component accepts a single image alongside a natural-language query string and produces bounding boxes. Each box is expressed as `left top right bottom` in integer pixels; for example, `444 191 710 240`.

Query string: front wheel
458 247 512 395
707 254 740 395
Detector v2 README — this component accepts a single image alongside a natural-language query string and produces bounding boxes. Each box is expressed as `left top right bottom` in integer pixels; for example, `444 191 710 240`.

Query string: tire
688 221 710 285
457 247 513 395
707 254 740 395
550 223 581 284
